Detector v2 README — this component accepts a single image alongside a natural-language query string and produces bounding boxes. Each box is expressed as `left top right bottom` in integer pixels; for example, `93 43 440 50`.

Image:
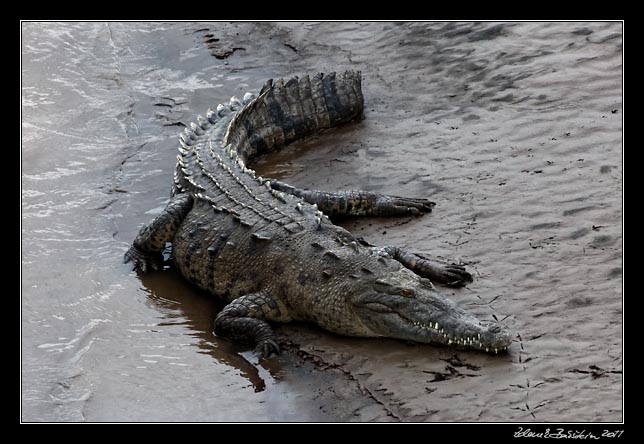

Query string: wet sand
22 22 622 422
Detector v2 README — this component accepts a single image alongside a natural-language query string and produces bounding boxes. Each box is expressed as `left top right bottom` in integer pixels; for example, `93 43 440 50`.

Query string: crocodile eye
400 288 415 297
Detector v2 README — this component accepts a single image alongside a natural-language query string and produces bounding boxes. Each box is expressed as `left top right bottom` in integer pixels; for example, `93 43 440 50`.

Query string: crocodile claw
386 196 435 216
442 264 474 287
253 338 281 360
399 198 435 213
124 246 163 273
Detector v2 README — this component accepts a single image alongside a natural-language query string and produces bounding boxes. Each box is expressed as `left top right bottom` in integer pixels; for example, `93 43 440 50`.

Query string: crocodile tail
171 71 364 196
170 109 212 195
224 70 364 164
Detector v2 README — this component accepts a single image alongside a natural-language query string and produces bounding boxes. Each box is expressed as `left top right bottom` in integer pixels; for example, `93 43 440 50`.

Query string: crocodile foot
380 246 474 287
433 263 473 287
266 179 434 217
124 245 163 272
254 338 281 360
375 195 435 216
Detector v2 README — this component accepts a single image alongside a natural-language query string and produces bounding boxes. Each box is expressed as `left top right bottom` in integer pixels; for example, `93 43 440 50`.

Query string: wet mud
22 21 622 422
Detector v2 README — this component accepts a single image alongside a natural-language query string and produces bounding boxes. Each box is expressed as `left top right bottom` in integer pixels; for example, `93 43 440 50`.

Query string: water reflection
136 262 282 392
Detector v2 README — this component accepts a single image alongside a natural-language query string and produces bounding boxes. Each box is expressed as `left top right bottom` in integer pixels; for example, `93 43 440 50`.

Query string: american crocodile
125 71 512 358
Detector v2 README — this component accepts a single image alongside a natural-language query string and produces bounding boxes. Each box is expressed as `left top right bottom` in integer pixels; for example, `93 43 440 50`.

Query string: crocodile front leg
124 193 193 272
377 246 473 287
267 179 434 217
214 291 291 360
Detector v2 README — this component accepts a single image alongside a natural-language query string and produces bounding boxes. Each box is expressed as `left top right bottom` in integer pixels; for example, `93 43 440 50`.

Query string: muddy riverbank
22 21 622 422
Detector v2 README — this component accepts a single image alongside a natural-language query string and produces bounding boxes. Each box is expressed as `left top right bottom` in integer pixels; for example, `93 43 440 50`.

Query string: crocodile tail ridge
172 70 364 197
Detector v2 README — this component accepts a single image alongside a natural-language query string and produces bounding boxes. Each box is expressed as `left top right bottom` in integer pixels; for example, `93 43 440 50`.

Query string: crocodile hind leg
124 193 194 272
214 291 291 359
376 246 473 287
267 179 435 217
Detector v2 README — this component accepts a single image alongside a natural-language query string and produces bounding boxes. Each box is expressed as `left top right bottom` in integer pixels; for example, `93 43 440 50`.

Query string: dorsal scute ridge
206 108 218 124
222 85 268 151
243 92 256 104
190 122 204 136
173 71 365 230
183 126 197 140
194 132 294 226
229 96 243 110
197 115 209 130
179 133 192 146
216 104 229 117
177 143 189 156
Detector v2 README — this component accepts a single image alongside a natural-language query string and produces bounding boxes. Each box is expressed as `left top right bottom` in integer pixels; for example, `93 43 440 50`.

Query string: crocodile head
352 270 512 353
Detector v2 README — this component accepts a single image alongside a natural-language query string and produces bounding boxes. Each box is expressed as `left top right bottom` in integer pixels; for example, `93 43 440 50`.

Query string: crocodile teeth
434 322 439 329
448 339 453 345
485 347 489 353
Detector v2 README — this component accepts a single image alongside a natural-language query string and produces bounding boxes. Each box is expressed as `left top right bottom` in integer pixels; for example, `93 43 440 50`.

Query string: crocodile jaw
353 284 512 353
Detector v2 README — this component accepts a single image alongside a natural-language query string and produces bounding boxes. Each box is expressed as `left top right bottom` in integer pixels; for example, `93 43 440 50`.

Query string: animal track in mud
153 97 188 128
568 365 622 379
422 359 481 382
440 354 482 371
192 28 246 60
279 338 402 421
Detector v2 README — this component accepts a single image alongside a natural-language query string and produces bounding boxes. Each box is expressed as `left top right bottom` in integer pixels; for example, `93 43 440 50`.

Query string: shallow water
21 21 346 422
22 21 622 422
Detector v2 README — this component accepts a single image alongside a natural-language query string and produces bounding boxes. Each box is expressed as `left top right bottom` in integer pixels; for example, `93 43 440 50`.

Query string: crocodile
125 71 512 359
